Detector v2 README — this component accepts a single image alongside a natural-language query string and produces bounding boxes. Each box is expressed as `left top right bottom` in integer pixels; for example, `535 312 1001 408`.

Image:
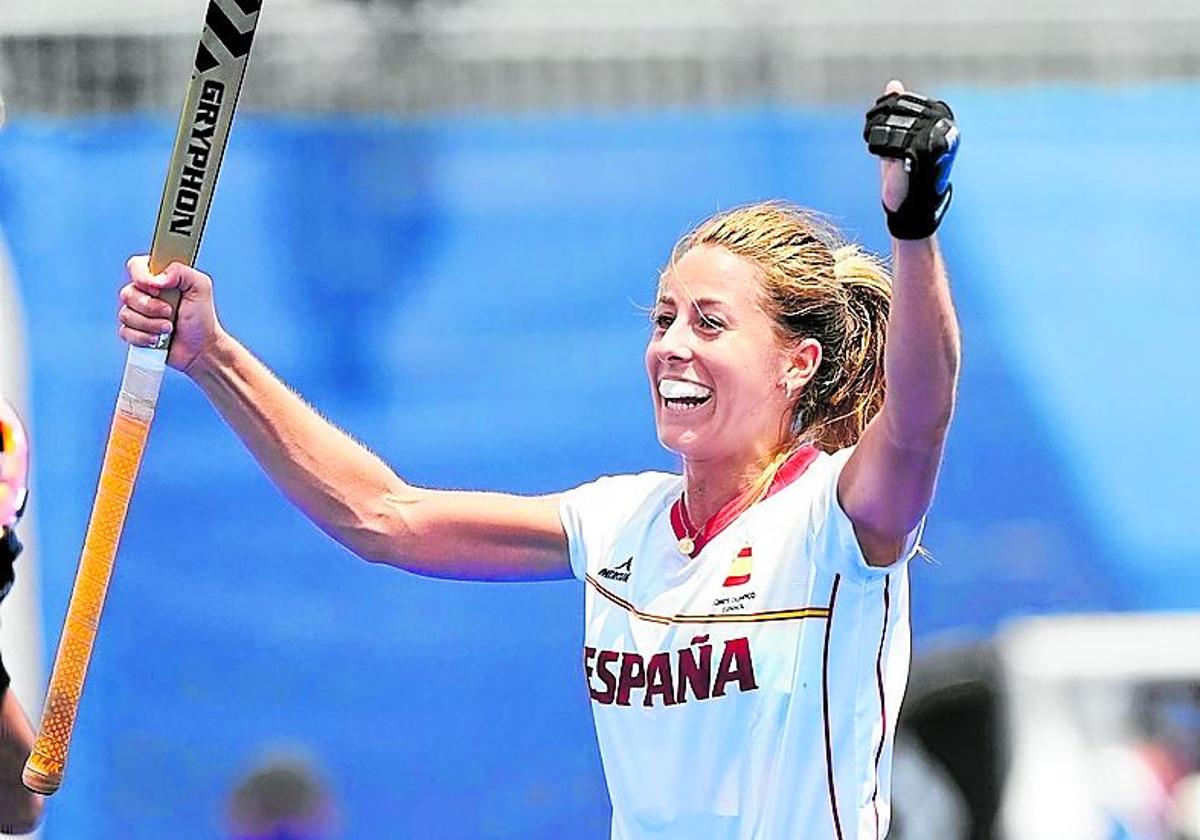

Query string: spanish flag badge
722 546 753 587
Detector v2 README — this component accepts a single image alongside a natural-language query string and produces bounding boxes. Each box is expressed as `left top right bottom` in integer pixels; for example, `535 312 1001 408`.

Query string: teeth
658 379 713 400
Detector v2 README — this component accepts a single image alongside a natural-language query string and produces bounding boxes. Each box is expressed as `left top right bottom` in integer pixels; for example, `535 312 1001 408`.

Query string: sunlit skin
645 245 821 527
114 78 955 579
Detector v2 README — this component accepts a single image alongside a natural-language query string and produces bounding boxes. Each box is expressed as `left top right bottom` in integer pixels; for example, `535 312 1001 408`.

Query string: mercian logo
168 80 225 237
598 557 633 583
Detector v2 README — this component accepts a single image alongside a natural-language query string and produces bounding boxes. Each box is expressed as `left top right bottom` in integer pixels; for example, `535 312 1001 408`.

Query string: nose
656 317 694 363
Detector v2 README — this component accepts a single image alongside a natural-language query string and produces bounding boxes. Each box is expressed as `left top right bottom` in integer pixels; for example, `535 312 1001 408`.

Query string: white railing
1 0 1199 115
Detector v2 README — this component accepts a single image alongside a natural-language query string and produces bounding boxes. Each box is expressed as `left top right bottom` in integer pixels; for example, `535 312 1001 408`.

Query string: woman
117 81 960 838
0 398 44 834
3 98 48 826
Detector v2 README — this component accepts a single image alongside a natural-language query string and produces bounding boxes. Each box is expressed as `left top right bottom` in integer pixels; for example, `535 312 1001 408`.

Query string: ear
781 338 822 398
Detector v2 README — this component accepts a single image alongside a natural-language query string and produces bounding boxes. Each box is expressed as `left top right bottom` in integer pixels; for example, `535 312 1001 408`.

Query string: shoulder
764 446 854 511
558 471 678 581
773 445 922 581
724 448 849 555
560 470 679 523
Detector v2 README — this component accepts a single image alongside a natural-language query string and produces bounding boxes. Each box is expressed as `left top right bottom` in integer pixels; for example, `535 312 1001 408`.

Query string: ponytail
798 244 889 451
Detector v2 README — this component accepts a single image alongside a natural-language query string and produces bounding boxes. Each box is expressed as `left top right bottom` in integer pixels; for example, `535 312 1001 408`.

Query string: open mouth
658 378 713 412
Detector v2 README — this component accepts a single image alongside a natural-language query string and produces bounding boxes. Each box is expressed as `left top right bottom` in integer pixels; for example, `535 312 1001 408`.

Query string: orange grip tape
23 409 152 795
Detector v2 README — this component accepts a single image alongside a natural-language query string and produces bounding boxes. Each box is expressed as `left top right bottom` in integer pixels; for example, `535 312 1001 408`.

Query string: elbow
31 797 46 829
1 796 45 835
354 541 402 568
350 518 410 570
344 486 473 581
348 486 424 569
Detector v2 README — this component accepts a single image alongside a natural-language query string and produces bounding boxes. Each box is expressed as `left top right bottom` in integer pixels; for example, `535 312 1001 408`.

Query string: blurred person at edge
0 398 44 835
117 81 960 838
225 756 338 840
1172 774 1200 840
1 87 47 835
1102 686 1200 840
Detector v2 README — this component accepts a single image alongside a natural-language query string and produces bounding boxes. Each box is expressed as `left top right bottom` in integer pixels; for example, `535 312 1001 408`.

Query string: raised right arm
117 257 572 582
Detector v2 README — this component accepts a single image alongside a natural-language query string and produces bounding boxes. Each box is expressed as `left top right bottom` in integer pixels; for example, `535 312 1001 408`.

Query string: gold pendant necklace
677 457 786 558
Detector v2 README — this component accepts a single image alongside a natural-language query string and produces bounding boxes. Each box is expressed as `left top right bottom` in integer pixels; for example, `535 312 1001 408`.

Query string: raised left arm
839 81 962 567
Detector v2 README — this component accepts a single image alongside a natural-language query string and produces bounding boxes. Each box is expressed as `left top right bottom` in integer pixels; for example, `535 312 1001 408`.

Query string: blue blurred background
2 3 1200 836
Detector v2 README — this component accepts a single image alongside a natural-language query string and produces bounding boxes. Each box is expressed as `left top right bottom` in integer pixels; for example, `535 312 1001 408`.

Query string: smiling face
645 244 818 473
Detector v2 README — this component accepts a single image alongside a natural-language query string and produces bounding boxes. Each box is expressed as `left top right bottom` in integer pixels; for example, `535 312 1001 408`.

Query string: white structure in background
999 613 1200 840
1 0 1199 114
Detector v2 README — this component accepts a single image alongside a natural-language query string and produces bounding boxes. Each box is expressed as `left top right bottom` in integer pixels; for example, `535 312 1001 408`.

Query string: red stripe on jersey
767 444 821 495
670 445 820 557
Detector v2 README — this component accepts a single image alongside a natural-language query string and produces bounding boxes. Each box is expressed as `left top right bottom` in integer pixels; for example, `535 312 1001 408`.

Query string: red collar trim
669 445 820 558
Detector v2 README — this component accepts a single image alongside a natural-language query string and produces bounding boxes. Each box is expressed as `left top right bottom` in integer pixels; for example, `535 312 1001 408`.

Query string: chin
656 424 706 459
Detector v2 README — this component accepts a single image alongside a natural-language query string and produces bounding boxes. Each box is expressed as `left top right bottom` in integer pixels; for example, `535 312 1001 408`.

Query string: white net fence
2 0 1199 115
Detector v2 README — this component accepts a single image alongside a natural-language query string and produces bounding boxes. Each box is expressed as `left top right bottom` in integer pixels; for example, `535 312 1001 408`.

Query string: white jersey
559 447 918 840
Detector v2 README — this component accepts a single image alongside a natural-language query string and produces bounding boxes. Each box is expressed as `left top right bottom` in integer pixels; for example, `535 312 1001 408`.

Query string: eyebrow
655 294 730 311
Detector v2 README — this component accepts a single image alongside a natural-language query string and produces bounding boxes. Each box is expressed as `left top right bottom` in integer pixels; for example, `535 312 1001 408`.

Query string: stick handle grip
23 352 164 795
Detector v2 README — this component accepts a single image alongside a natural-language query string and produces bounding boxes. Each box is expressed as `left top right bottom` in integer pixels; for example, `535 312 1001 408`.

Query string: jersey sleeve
806 447 925 582
558 472 675 582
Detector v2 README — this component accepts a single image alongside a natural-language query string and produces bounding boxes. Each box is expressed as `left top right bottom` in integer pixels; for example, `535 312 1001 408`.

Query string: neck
682 447 777 526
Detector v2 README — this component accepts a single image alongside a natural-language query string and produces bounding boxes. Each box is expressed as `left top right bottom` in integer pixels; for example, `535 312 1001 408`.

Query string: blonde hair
668 201 891 461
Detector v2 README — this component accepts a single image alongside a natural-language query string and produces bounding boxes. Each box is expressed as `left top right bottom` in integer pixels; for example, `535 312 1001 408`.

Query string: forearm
841 82 961 552
187 332 412 563
0 686 42 834
881 235 961 448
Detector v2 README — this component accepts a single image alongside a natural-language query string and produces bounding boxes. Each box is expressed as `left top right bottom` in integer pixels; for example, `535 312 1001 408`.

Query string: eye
696 315 725 334
652 311 675 331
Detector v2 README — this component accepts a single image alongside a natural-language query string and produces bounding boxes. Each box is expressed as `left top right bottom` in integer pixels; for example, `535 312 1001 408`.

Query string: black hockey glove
863 92 959 240
0 526 18 605
0 531 16 692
